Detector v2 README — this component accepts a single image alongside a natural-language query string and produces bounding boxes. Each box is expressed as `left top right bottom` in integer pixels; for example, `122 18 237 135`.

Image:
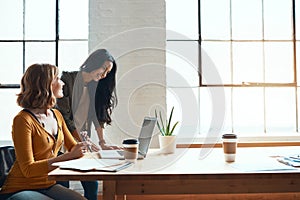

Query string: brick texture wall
89 0 166 147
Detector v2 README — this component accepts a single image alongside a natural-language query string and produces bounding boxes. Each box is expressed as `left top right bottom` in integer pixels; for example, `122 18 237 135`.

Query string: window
166 0 300 138
0 0 88 141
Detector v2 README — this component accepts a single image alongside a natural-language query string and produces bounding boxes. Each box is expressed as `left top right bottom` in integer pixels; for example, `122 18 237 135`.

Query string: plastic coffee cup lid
222 134 237 139
122 139 139 145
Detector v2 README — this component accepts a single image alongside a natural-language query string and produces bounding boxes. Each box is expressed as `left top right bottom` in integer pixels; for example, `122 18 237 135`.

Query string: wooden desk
49 147 300 200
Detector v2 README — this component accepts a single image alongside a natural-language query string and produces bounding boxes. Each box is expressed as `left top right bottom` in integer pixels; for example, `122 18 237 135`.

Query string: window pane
166 41 199 87
25 0 56 40
59 0 88 39
221 88 232 134
25 42 56 67
0 0 23 40
202 41 231 84
232 42 263 84
0 43 23 84
200 87 228 136
297 0 300 40
232 0 262 40
199 87 210 134
264 42 294 83
201 0 230 40
199 87 212 135
168 87 199 140
296 42 300 86
58 41 88 72
232 88 264 134
298 87 300 128
265 88 296 133
264 0 292 40
0 89 20 141
166 0 198 40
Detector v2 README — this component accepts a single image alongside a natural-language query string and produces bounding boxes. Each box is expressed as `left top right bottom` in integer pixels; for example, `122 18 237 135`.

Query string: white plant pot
159 135 176 154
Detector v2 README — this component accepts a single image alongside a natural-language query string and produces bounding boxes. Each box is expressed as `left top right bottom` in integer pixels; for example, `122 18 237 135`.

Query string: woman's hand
48 142 86 170
90 142 100 152
95 127 121 150
80 131 100 152
68 142 86 159
100 142 121 150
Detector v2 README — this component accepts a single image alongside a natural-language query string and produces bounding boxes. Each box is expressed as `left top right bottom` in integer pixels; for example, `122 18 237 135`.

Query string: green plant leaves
155 106 179 136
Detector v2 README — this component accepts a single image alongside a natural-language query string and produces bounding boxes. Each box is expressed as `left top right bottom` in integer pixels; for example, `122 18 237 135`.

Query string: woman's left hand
100 143 121 150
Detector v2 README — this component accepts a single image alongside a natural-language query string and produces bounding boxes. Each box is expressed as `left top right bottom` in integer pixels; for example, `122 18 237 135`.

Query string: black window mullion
292 0 298 132
22 0 26 75
55 0 59 66
198 0 202 87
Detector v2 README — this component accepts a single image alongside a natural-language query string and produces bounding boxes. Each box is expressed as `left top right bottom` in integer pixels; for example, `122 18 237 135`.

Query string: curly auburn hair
17 63 59 109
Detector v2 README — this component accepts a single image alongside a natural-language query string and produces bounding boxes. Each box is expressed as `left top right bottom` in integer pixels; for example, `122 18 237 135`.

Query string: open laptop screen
138 117 157 157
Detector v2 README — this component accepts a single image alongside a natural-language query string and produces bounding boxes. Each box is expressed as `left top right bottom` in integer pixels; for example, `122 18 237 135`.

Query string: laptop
99 117 157 159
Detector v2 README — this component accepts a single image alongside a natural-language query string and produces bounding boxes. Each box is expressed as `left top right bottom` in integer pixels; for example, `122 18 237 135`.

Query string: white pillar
89 0 166 147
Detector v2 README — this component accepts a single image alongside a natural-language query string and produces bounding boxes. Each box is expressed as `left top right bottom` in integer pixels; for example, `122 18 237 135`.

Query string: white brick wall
89 0 166 147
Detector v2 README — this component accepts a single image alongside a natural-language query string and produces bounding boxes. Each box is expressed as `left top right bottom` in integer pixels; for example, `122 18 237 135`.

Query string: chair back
0 146 15 189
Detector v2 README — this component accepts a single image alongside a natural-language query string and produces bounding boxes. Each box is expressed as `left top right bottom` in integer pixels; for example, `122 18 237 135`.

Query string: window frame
166 0 300 141
0 0 88 142
0 0 88 89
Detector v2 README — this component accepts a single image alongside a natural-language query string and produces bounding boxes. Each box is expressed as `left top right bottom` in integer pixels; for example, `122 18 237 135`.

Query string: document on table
230 157 298 172
276 156 300 167
52 158 133 172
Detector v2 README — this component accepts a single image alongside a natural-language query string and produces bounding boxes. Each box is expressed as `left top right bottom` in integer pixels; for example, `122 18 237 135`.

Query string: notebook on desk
52 158 133 172
99 117 157 159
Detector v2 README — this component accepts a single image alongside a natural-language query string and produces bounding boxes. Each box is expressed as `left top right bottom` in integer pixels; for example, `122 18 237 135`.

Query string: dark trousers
56 151 98 200
57 180 98 200
0 184 86 200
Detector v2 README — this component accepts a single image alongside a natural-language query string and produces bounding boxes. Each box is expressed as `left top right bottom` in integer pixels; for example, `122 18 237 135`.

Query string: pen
84 138 93 152
79 131 93 152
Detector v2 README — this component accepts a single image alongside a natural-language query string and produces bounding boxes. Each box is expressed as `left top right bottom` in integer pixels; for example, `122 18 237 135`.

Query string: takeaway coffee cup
222 134 238 162
122 139 139 163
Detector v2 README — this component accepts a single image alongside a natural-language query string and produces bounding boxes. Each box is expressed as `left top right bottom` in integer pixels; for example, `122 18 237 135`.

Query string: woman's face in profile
90 60 113 82
52 76 65 98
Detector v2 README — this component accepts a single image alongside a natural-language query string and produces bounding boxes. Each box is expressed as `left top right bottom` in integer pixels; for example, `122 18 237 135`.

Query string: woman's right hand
48 142 86 170
80 131 100 152
68 142 86 159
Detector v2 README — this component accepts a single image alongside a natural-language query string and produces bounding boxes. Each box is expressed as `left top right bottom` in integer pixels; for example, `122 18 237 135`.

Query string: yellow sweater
0 109 77 194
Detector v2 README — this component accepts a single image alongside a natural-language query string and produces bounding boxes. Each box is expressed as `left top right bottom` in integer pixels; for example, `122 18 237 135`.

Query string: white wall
89 0 166 147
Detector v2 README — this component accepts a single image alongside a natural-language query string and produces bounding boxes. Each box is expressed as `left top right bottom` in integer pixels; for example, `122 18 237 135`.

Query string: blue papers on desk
52 158 133 172
277 156 300 167
231 157 298 172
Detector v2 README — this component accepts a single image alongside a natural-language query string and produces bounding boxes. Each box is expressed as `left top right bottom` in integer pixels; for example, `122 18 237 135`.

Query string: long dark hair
95 61 118 125
80 49 118 125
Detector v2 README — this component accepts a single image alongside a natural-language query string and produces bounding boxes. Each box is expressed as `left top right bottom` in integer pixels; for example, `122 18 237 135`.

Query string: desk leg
103 180 119 200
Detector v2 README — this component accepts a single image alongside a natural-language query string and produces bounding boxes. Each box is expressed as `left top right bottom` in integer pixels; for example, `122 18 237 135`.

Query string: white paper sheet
230 157 298 172
52 158 133 172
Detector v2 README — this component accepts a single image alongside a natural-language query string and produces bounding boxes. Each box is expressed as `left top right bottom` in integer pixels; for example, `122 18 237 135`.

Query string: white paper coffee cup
122 139 139 163
222 134 238 162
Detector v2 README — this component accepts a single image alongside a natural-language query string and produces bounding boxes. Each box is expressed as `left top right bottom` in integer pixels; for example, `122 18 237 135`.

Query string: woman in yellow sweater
0 64 87 200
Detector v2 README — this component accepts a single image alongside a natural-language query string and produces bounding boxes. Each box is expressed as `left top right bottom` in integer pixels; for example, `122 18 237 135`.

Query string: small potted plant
155 106 179 154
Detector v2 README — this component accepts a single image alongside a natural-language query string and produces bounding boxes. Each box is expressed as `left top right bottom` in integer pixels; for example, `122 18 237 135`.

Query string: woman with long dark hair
56 49 118 200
